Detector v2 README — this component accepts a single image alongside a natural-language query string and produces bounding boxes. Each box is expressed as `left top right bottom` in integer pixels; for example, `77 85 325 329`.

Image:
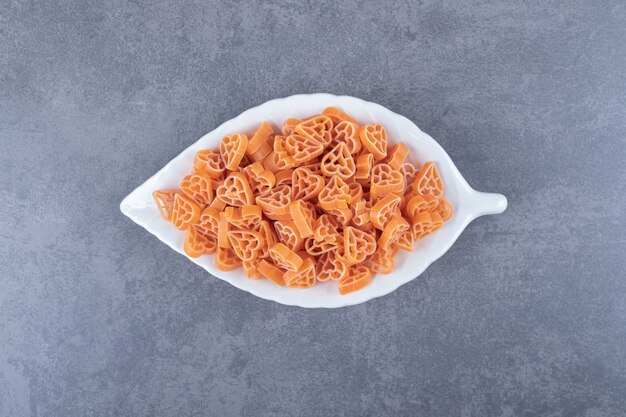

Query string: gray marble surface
2 0 625 416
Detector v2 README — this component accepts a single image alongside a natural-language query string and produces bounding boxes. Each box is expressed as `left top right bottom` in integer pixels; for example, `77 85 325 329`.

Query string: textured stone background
1 0 625 416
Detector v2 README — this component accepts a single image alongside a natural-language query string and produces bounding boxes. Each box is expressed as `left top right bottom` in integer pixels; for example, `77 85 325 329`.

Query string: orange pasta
171 193 201 230
180 172 214 207
193 149 225 179
269 243 304 272
359 123 388 161
184 227 217 258
224 205 262 229
284 258 316 288
338 265 373 295
154 108 453 294
193 206 221 237
153 190 178 221
243 162 276 194
220 134 248 171
320 142 356 180
247 121 274 156
216 172 254 207
257 259 285 285
331 121 361 154
292 167 325 201
228 229 265 262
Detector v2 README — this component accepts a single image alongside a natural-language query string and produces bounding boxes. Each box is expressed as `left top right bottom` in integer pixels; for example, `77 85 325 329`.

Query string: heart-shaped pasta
220 134 248 171
216 172 254 207
228 229 265 262
184 227 217 258
152 190 177 221
295 115 333 146
316 251 348 282
359 123 388 161
343 226 376 264
284 258 316 288
320 142 356 180
292 167 325 201
330 121 361 154
338 265 372 295
413 161 444 197
180 172 214 207
370 163 404 199
193 149 225 179
171 193 201 230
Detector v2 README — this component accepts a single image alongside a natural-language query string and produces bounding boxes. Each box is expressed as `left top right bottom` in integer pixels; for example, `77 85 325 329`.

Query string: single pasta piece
370 194 402 230
393 230 415 252
184 227 217 258
404 194 438 219
242 259 262 279
193 149 225 179
359 123 388 161
269 243 304 272
318 176 351 210
343 226 376 264
412 161 443 197
289 200 316 239
365 246 395 274
256 184 292 220
354 153 374 182
274 220 305 252
215 247 242 271
316 251 348 282
171 193 201 230
400 161 418 188
370 163 404 199
313 214 340 244
242 162 276 194
330 121 361 154
180 172 214 207
411 211 444 240
216 172 254 207
295 115 333 146
257 259 286 286
338 265 373 295
384 143 409 170
284 258 316 288
322 106 358 125
247 121 274 156
284 133 325 165
434 197 454 221
292 167 325 201
227 229 265 262
193 206 220 237
220 134 248 171
153 190 178 221
320 142 356 180
217 212 231 249
378 217 410 248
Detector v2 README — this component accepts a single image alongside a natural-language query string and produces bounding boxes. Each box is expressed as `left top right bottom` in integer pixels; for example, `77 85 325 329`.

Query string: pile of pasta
153 107 453 295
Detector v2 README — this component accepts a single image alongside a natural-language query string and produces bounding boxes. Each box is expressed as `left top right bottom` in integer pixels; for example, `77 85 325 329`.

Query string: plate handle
468 190 508 217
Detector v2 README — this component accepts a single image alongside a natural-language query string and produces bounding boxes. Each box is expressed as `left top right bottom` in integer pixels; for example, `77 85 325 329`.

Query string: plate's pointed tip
492 193 508 214
120 195 133 216
472 191 508 216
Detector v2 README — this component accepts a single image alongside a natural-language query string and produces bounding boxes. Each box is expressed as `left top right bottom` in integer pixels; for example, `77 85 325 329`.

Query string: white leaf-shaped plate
120 94 507 308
